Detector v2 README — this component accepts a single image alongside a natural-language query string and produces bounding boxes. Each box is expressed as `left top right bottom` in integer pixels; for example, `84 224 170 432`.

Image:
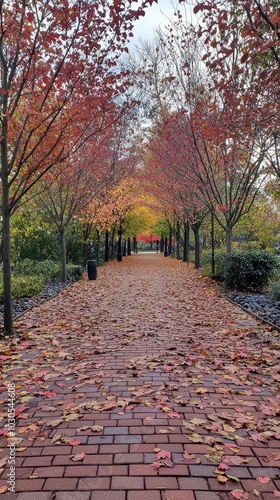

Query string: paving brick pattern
0 253 279 499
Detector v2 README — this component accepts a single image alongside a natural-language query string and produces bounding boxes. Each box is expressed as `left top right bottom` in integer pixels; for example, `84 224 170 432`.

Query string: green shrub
15 259 84 282
224 250 279 291
0 275 45 301
66 263 84 282
268 282 280 301
16 259 60 280
201 250 227 281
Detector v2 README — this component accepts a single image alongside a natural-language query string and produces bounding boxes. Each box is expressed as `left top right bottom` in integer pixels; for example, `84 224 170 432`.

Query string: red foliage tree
0 0 162 334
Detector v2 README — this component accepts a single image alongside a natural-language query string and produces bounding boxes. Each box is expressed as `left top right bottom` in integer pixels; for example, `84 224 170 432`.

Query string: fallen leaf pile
0 254 279 497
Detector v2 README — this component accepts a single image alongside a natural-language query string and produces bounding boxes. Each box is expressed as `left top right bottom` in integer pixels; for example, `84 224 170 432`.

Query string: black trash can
87 260 97 280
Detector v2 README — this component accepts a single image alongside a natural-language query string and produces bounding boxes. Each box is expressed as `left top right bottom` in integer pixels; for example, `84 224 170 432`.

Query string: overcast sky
128 0 196 48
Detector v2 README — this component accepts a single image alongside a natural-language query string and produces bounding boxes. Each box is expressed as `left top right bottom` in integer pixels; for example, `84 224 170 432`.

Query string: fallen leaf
257 476 270 483
183 452 196 462
156 450 171 460
45 419 63 427
217 475 229 483
91 425 104 432
70 453 85 462
230 490 249 499
0 457 8 468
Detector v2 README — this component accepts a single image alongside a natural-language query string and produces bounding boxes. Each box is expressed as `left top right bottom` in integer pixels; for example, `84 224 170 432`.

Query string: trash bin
87 260 97 280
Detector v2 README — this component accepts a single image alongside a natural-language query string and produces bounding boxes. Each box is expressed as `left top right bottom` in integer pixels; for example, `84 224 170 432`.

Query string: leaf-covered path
1 253 280 500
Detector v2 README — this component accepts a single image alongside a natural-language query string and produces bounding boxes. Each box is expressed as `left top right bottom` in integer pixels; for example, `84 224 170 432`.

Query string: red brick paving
0 253 280 499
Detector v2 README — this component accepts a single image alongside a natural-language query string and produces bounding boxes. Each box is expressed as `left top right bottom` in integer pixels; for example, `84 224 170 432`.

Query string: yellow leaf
195 387 209 394
217 475 229 483
91 425 103 433
223 424 236 433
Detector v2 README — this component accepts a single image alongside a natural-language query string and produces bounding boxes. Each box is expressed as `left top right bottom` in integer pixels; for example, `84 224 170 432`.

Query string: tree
136 11 272 254
194 0 280 82
234 193 280 250
143 112 209 267
0 0 159 334
193 0 280 192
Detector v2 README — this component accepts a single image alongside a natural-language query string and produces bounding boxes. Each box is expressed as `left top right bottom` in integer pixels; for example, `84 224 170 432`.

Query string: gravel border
228 292 280 332
0 281 70 321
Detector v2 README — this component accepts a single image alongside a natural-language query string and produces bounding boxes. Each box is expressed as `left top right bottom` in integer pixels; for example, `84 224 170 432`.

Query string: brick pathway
0 253 279 499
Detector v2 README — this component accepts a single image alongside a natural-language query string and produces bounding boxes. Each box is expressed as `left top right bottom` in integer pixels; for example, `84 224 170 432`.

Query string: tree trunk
104 229 109 262
211 212 215 275
164 237 168 257
176 220 180 260
117 226 122 261
168 224 172 256
61 231 67 282
192 223 201 269
2 204 13 334
1 103 13 333
83 242 89 267
95 230 100 266
226 224 232 253
110 227 115 260
133 236 138 253
127 237 131 256
183 221 189 263
123 238 127 257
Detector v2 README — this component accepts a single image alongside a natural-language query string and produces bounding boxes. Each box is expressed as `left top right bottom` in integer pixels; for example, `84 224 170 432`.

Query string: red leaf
69 440 81 446
156 450 171 460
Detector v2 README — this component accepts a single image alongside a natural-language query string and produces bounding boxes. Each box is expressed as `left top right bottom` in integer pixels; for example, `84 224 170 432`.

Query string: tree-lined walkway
0 253 280 500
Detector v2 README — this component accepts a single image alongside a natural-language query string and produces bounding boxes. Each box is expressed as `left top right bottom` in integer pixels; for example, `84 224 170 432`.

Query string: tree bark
2 205 13 334
104 229 109 262
1 101 13 333
192 223 201 269
133 236 138 253
127 237 131 256
95 230 100 266
164 237 168 257
117 226 122 261
123 238 127 257
183 221 189 263
226 224 232 254
176 220 180 260
83 242 89 267
61 231 67 282
168 224 172 256
211 212 215 275
110 227 115 260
